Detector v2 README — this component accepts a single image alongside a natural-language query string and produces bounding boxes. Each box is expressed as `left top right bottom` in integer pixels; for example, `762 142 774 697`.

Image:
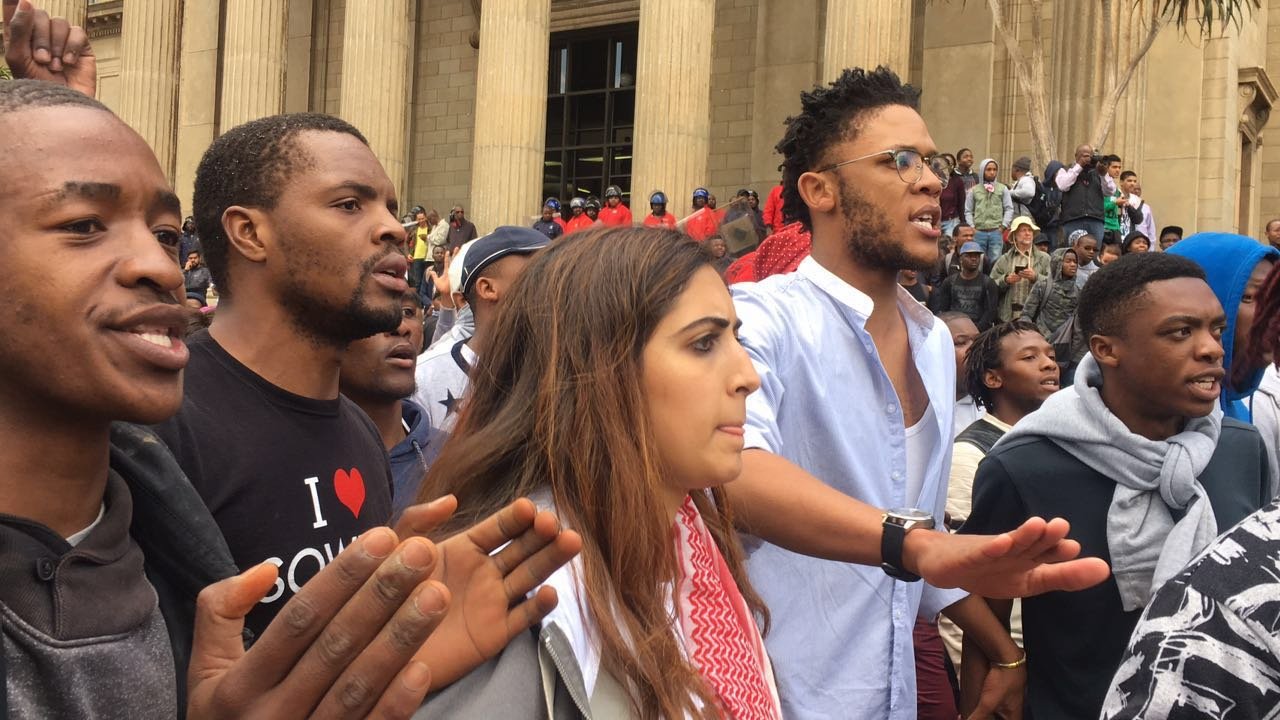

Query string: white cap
447 239 476 294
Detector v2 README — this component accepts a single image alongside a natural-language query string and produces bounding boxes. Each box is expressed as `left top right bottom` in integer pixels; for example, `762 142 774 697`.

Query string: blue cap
692 187 710 199
544 197 561 211
460 226 549 295
959 241 983 255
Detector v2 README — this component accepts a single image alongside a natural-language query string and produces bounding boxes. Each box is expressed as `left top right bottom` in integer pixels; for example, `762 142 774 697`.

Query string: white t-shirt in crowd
905 402 940 508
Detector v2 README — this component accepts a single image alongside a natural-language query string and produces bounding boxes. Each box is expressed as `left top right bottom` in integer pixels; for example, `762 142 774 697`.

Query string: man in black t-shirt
930 241 999 330
153 113 418 637
961 255 1272 719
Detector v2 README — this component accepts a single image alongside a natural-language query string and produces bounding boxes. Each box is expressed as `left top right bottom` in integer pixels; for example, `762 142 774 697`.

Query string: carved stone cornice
87 0 123 39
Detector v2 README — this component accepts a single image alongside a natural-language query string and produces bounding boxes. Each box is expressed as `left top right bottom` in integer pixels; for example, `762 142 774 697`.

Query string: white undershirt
65 503 106 547
904 403 939 506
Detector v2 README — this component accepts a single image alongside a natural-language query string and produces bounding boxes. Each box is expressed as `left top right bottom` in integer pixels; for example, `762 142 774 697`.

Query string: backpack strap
955 419 1006 455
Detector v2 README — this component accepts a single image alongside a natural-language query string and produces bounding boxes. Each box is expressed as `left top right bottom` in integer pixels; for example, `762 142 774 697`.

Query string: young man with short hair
3 5 582 710
1266 218 1280 249
340 290 446 519
413 225 548 431
0 74 467 720
929 241 999 331
1103 280 1280 718
962 253 1272 719
154 112 413 638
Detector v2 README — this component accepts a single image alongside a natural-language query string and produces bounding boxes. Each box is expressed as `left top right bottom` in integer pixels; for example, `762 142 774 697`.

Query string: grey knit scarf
995 353 1222 610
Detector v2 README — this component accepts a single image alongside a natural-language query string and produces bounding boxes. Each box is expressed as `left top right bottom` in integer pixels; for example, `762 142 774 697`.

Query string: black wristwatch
881 508 935 582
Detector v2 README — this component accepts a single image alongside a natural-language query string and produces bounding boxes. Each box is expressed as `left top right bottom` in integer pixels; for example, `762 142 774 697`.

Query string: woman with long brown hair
419 226 780 719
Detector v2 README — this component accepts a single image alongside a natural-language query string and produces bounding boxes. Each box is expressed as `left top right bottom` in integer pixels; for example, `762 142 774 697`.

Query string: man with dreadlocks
939 320 1059 675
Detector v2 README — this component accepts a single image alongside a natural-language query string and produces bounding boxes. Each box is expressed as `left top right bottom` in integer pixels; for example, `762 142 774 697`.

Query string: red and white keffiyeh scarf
673 496 781 720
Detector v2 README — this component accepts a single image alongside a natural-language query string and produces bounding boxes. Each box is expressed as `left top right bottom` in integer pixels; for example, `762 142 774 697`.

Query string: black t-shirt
959 418 1270 720
928 273 999 330
152 330 393 637
902 281 929 304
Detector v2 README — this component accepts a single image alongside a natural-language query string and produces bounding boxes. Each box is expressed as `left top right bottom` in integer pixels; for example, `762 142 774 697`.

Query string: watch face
887 508 935 523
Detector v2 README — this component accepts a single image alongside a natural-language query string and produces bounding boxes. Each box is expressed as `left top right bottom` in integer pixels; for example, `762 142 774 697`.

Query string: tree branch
1091 0 1164 148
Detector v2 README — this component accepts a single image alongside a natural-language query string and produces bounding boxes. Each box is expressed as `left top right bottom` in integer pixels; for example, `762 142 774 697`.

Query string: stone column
118 0 182 180
41 0 84 25
220 0 287 130
341 0 413 202
822 0 913 80
632 0 715 217
469 0 551 232
174 0 221 214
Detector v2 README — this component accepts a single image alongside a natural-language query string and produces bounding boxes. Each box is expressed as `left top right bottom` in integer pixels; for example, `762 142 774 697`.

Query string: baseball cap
1009 216 1040 233
459 226 550 295
959 241 983 255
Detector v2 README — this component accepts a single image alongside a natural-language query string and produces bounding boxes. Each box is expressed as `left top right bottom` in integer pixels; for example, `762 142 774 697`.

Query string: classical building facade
49 0 1280 237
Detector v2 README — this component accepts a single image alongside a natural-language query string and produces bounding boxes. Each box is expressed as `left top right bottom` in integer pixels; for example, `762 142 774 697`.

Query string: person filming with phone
991 215 1050 321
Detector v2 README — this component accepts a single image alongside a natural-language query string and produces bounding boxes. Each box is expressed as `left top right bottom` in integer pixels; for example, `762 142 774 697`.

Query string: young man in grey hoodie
961 253 1271 719
965 157 1014 263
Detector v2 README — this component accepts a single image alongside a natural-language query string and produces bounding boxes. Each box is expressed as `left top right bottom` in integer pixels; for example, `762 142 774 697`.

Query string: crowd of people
7 1 1280 719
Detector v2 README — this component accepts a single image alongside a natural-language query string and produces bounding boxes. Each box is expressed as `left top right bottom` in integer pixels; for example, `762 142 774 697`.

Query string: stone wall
406 0 479 212
1260 0 1280 228
706 0 759 201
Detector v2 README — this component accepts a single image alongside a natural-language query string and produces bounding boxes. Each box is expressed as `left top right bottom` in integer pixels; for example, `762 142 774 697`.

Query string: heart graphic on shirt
333 468 366 518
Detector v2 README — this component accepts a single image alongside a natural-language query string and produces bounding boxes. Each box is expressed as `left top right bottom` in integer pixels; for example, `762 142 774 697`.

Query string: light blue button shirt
732 256 968 720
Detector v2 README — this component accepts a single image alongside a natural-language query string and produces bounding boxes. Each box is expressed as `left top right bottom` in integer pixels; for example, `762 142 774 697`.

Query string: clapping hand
187 529 449 719
394 496 582 690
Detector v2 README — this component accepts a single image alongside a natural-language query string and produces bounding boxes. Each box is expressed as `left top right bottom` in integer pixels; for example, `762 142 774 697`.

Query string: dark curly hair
775 66 920 231
0 79 110 116
193 113 368 300
964 320 1041 412
1078 252 1205 339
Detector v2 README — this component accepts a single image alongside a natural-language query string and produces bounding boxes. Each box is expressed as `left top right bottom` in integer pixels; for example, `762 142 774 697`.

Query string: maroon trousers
913 619 960 720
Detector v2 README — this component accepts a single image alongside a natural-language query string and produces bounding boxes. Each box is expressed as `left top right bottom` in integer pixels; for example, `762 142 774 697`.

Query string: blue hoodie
389 399 448 519
1168 233 1280 420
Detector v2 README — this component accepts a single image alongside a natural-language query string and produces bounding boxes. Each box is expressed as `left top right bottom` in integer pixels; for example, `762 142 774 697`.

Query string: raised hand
396 497 582 690
187 527 450 719
3 0 96 97
425 249 454 300
909 516 1111 599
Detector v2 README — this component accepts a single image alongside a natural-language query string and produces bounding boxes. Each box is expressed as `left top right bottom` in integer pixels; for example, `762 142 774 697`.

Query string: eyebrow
1160 314 1226 326
43 181 122 210
152 190 182 218
329 181 380 200
676 316 739 334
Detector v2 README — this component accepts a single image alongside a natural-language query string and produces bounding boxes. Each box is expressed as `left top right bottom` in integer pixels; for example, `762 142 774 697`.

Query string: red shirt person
597 185 633 227
564 197 595 235
643 190 678 229
684 187 720 241
762 183 784 233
